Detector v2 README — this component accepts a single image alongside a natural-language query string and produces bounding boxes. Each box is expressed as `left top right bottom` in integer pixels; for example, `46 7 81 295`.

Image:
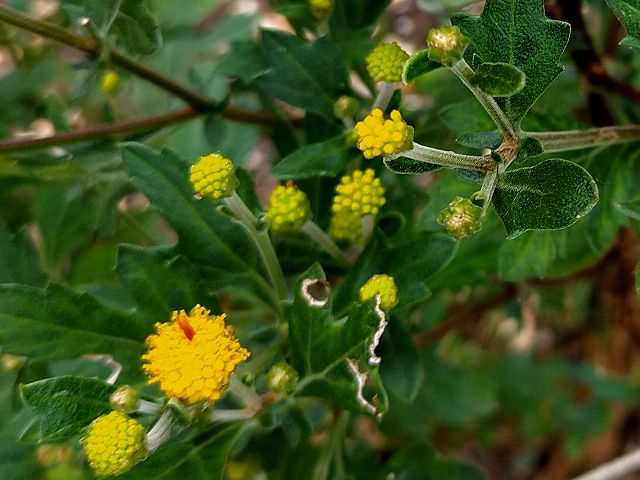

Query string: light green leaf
493 159 599 238
21 376 115 441
272 136 351 179
470 62 526 97
452 0 571 127
402 50 440 85
257 30 349 117
604 0 640 51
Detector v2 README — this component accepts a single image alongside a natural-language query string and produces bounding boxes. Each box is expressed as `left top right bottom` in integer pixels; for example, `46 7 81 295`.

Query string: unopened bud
266 362 298 393
437 196 482 239
333 95 358 119
426 26 468 66
110 385 140 413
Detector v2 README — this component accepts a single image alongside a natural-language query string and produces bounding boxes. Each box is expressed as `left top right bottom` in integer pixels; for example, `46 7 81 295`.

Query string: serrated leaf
470 62 526 97
0 283 146 382
21 376 115 441
402 50 440 85
383 157 441 175
452 0 571 127
273 136 351 179
493 159 599 238
257 30 348 117
605 0 640 51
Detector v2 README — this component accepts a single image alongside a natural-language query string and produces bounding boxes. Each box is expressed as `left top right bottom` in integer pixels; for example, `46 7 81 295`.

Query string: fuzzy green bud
333 95 358 119
110 385 140 413
437 196 482 240
426 26 468 66
266 362 298 393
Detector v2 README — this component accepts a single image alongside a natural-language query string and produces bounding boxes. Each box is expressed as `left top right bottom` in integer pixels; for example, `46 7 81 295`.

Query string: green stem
392 142 495 172
451 59 517 139
312 411 349 480
301 220 351 269
224 192 287 301
478 165 498 216
530 125 640 152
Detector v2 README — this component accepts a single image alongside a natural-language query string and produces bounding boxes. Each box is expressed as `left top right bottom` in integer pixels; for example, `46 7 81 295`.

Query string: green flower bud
266 362 298 393
333 95 358 119
437 196 482 240
1 353 24 373
426 26 468 66
110 385 140 413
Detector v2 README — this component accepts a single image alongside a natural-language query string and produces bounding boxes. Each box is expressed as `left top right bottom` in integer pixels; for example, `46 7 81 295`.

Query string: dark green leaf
604 0 640 51
388 445 487 480
402 50 440 85
470 62 526 97
493 159 599 238
514 136 544 163
272 136 351 179
214 40 268 83
453 0 571 126
379 320 424 402
257 30 348 117
456 131 503 149
0 223 46 286
0 436 39 480
383 157 441 175
21 376 115 441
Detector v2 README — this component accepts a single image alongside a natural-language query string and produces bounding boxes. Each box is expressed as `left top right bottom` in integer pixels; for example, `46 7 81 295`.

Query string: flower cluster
354 109 413 159
267 181 311 233
83 411 147 477
189 153 238 201
437 196 482 239
365 42 409 83
359 274 398 310
426 25 468 66
142 306 250 405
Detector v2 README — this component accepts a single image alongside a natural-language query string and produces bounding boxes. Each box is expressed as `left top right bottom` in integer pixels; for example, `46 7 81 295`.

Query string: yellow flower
354 109 413 159
83 411 146 477
267 181 311 233
359 274 398 310
189 153 238 201
309 0 332 18
331 168 386 218
365 42 409 83
100 70 121 95
142 306 250 405
329 210 363 244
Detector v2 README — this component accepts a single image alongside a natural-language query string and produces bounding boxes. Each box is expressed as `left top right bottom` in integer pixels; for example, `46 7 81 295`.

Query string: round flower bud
365 42 409 83
100 70 121 95
331 168 386 218
1 353 24 373
426 25 468 66
83 411 147 477
333 95 358 119
329 211 363 244
110 385 140 413
359 274 398 310
309 0 332 18
354 109 413 159
267 181 311 234
143 306 250 405
266 362 298 393
189 153 238 201
437 196 482 240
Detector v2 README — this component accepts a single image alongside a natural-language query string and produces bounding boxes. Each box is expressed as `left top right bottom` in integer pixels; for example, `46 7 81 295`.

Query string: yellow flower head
329 210 363 244
355 109 413 159
331 168 386 218
366 42 409 83
189 153 238 201
309 0 332 18
100 70 121 95
267 181 311 233
83 411 147 477
359 274 399 310
142 306 250 405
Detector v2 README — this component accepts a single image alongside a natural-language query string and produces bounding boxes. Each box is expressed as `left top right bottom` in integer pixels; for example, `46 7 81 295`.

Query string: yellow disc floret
359 274 398 310
329 211 363 244
309 0 332 18
267 181 311 233
331 169 386 218
366 42 409 83
355 109 413 159
189 153 238 201
142 306 250 405
83 411 147 477
100 70 121 95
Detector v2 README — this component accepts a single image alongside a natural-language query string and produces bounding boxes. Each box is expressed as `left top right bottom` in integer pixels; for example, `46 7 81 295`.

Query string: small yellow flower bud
309 0 332 18
100 70 121 95
329 211 363 244
366 42 409 83
267 181 311 234
331 168 386 218
426 25 468 66
359 274 398 310
83 411 147 477
354 109 413 159
266 362 298 393
437 196 482 240
189 153 239 201
110 385 140 413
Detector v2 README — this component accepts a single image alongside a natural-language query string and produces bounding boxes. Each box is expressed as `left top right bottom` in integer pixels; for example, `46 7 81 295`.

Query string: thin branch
530 125 640 153
571 447 640 480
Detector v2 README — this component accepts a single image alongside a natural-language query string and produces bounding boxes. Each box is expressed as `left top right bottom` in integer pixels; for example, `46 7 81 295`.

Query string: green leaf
402 50 440 85
0 223 46 286
214 40 268 83
383 157 441 175
21 376 115 441
456 131 503 149
452 0 571 127
615 199 640 220
0 436 39 480
388 445 487 480
470 62 526 97
604 0 640 51
121 143 276 310
493 159 599 238
379 320 424 402
272 136 351 179
0 283 145 382
257 30 349 117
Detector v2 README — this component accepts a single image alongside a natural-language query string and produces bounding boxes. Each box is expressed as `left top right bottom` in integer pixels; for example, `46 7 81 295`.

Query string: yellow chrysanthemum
267 181 311 233
359 274 399 310
142 306 250 405
354 109 413 159
309 0 332 18
100 70 121 95
189 153 238 201
329 211 363 244
365 42 409 83
83 411 146 477
331 168 386 218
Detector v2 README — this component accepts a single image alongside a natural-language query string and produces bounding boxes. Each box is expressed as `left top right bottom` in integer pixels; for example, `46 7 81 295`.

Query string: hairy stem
301 220 351 269
392 142 495 172
372 81 395 111
530 125 640 152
